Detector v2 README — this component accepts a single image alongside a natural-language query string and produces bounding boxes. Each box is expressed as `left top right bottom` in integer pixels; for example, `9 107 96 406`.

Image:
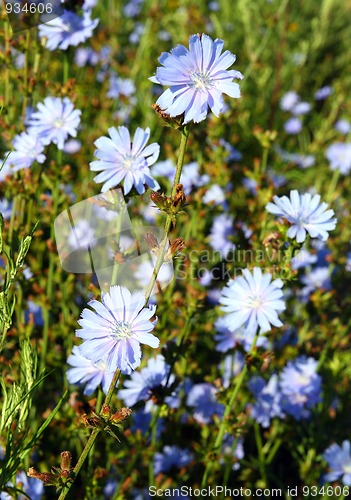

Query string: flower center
189 70 214 92
122 154 136 171
248 294 263 310
112 320 132 339
54 119 64 128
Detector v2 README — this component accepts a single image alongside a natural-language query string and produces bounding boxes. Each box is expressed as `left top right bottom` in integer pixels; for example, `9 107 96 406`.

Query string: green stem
144 124 190 305
254 421 267 486
201 329 260 487
57 369 121 500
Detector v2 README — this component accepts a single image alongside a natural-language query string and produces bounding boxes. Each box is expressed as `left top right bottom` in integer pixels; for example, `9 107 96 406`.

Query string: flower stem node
28 451 74 492
151 104 184 130
150 184 187 226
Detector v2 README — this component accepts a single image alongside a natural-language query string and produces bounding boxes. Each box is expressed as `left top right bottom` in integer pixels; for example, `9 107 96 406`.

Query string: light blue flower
150 33 243 124
326 142 351 175
266 190 337 243
154 445 193 475
6 132 46 171
107 73 135 99
280 91 299 111
66 346 117 395
214 316 268 353
335 119 351 135
202 184 227 207
220 267 285 333
0 198 13 220
90 126 160 194
209 213 236 258
76 285 159 374
248 375 284 427
279 356 322 420
38 10 98 51
119 355 174 407
186 383 224 424
28 97 81 150
314 86 333 100
284 117 302 134
291 101 311 115
323 440 351 485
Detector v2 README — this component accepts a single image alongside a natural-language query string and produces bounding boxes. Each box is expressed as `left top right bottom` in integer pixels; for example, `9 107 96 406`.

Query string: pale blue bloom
6 132 46 171
222 435 244 471
74 47 99 67
314 86 333 100
291 101 311 115
248 375 284 427
323 440 351 485
0 471 43 500
221 352 244 388
90 126 160 194
66 346 117 395
107 73 135 99
300 266 331 301
151 160 208 195
186 383 224 424
76 285 158 374
209 213 236 258
266 190 337 243
335 119 351 135
214 316 268 353
150 33 243 124
0 198 13 220
280 356 322 420
220 267 285 333
38 10 98 51
119 355 174 407
63 139 82 154
202 184 227 208
280 91 299 111
154 446 193 474
326 142 351 174
28 97 81 150
284 117 302 134
291 248 318 270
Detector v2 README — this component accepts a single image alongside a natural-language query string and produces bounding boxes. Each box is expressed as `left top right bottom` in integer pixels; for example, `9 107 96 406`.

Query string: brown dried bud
110 407 132 423
172 184 186 209
28 467 57 486
145 232 159 252
60 451 72 471
151 104 183 129
101 405 111 418
150 191 167 209
169 238 185 256
263 231 281 248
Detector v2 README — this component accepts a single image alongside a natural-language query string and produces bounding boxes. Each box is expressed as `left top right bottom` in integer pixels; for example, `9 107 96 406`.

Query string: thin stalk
57 369 121 500
143 124 190 305
201 329 260 487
